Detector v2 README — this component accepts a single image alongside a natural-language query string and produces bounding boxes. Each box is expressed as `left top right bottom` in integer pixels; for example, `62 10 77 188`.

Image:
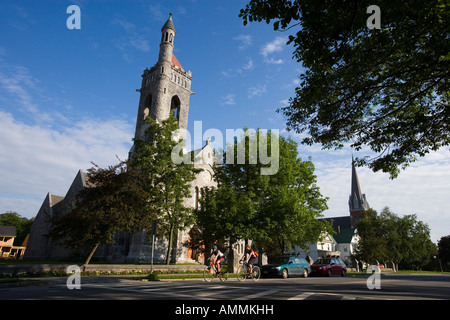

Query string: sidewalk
0 263 205 275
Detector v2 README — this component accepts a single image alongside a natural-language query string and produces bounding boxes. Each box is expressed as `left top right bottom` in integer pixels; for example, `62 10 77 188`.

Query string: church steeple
131 13 193 156
348 157 370 226
159 13 176 64
162 12 176 33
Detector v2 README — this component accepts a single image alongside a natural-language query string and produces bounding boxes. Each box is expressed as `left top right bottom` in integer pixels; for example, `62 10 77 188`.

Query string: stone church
295 159 370 265
25 14 217 263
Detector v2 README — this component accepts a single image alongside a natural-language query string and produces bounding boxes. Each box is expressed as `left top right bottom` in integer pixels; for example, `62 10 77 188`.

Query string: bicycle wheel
203 266 215 282
251 266 261 281
218 268 229 282
236 266 247 282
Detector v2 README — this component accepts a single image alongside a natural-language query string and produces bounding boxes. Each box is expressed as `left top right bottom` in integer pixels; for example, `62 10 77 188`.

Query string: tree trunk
165 224 174 265
84 242 100 266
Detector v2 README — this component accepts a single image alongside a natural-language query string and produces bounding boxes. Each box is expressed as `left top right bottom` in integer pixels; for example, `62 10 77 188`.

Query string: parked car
261 255 311 279
311 256 347 276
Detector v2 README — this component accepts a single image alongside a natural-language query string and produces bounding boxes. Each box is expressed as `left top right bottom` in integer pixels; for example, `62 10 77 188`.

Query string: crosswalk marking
288 292 315 300
233 289 278 300
81 281 359 300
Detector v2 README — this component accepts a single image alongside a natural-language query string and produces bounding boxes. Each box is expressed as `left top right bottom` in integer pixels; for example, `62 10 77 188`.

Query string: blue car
261 255 311 279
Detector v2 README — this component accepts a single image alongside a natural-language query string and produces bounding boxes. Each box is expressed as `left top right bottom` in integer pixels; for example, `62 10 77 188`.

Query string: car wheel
282 268 289 279
302 269 308 278
327 269 332 277
341 269 346 277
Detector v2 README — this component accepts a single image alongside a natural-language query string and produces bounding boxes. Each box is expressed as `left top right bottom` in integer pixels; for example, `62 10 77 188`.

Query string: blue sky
0 0 449 243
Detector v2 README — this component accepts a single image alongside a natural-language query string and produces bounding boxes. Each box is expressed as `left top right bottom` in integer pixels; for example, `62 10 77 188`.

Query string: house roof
0 226 16 237
321 216 352 230
333 228 356 243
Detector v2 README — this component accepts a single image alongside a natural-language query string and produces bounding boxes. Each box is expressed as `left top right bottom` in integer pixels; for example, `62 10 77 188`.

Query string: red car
311 256 347 276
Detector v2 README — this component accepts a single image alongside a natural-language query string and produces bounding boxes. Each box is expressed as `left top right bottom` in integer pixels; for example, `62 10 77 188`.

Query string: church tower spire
131 13 193 151
348 157 370 227
158 13 175 66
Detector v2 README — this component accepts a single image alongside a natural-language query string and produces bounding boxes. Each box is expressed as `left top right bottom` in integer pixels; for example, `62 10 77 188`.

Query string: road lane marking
233 289 278 300
288 292 315 300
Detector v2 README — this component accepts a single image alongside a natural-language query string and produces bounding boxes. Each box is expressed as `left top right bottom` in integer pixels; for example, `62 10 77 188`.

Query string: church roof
321 216 352 231
172 54 183 71
333 228 356 243
348 158 370 212
161 13 176 33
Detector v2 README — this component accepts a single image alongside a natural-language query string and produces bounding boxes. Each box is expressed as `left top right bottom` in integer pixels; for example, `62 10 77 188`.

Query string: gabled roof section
172 54 183 71
321 216 352 231
333 228 356 243
189 138 214 166
63 170 88 199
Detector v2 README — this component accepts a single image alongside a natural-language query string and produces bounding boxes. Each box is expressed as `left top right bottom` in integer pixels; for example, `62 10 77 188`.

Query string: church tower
348 157 370 227
133 13 193 145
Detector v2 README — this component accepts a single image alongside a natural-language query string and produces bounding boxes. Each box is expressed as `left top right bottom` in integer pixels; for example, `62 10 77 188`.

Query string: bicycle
236 260 261 282
203 259 229 282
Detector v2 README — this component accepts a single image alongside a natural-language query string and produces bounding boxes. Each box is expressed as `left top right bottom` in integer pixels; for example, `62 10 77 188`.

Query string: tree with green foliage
132 114 201 265
0 212 34 245
194 175 246 268
356 207 436 270
438 235 450 271
240 0 449 178
195 129 331 265
353 208 388 263
48 161 152 265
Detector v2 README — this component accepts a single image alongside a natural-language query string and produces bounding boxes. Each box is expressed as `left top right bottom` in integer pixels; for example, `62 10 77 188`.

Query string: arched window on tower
143 94 154 120
165 32 168 42
170 95 181 122
169 33 173 43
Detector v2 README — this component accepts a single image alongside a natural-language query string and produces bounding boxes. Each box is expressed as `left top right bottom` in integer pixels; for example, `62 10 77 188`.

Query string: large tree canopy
240 0 449 178
356 207 437 270
195 129 331 264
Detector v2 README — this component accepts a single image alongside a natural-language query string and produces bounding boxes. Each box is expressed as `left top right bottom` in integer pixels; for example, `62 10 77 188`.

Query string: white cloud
233 34 253 50
0 65 39 113
220 93 236 105
111 17 151 62
248 84 267 98
260 36 288 64
242 59 254 70
311 148 450 243
0 110 133 219
220 58 254 77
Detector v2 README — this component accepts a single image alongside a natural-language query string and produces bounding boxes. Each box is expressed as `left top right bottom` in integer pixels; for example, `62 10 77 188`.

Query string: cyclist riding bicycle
240 244 259 274
211 245 225 273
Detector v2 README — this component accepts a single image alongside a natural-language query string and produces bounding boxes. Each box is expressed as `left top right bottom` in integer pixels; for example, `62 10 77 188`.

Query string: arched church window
143 94 153 120
170 95 181 122
165 32 168 42
169 33 173 43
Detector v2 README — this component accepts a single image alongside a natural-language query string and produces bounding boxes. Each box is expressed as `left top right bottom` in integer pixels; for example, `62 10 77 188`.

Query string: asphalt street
1 273 449 300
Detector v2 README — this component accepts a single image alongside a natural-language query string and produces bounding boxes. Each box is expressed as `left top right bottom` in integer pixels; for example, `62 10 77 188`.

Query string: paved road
1 273 449 300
